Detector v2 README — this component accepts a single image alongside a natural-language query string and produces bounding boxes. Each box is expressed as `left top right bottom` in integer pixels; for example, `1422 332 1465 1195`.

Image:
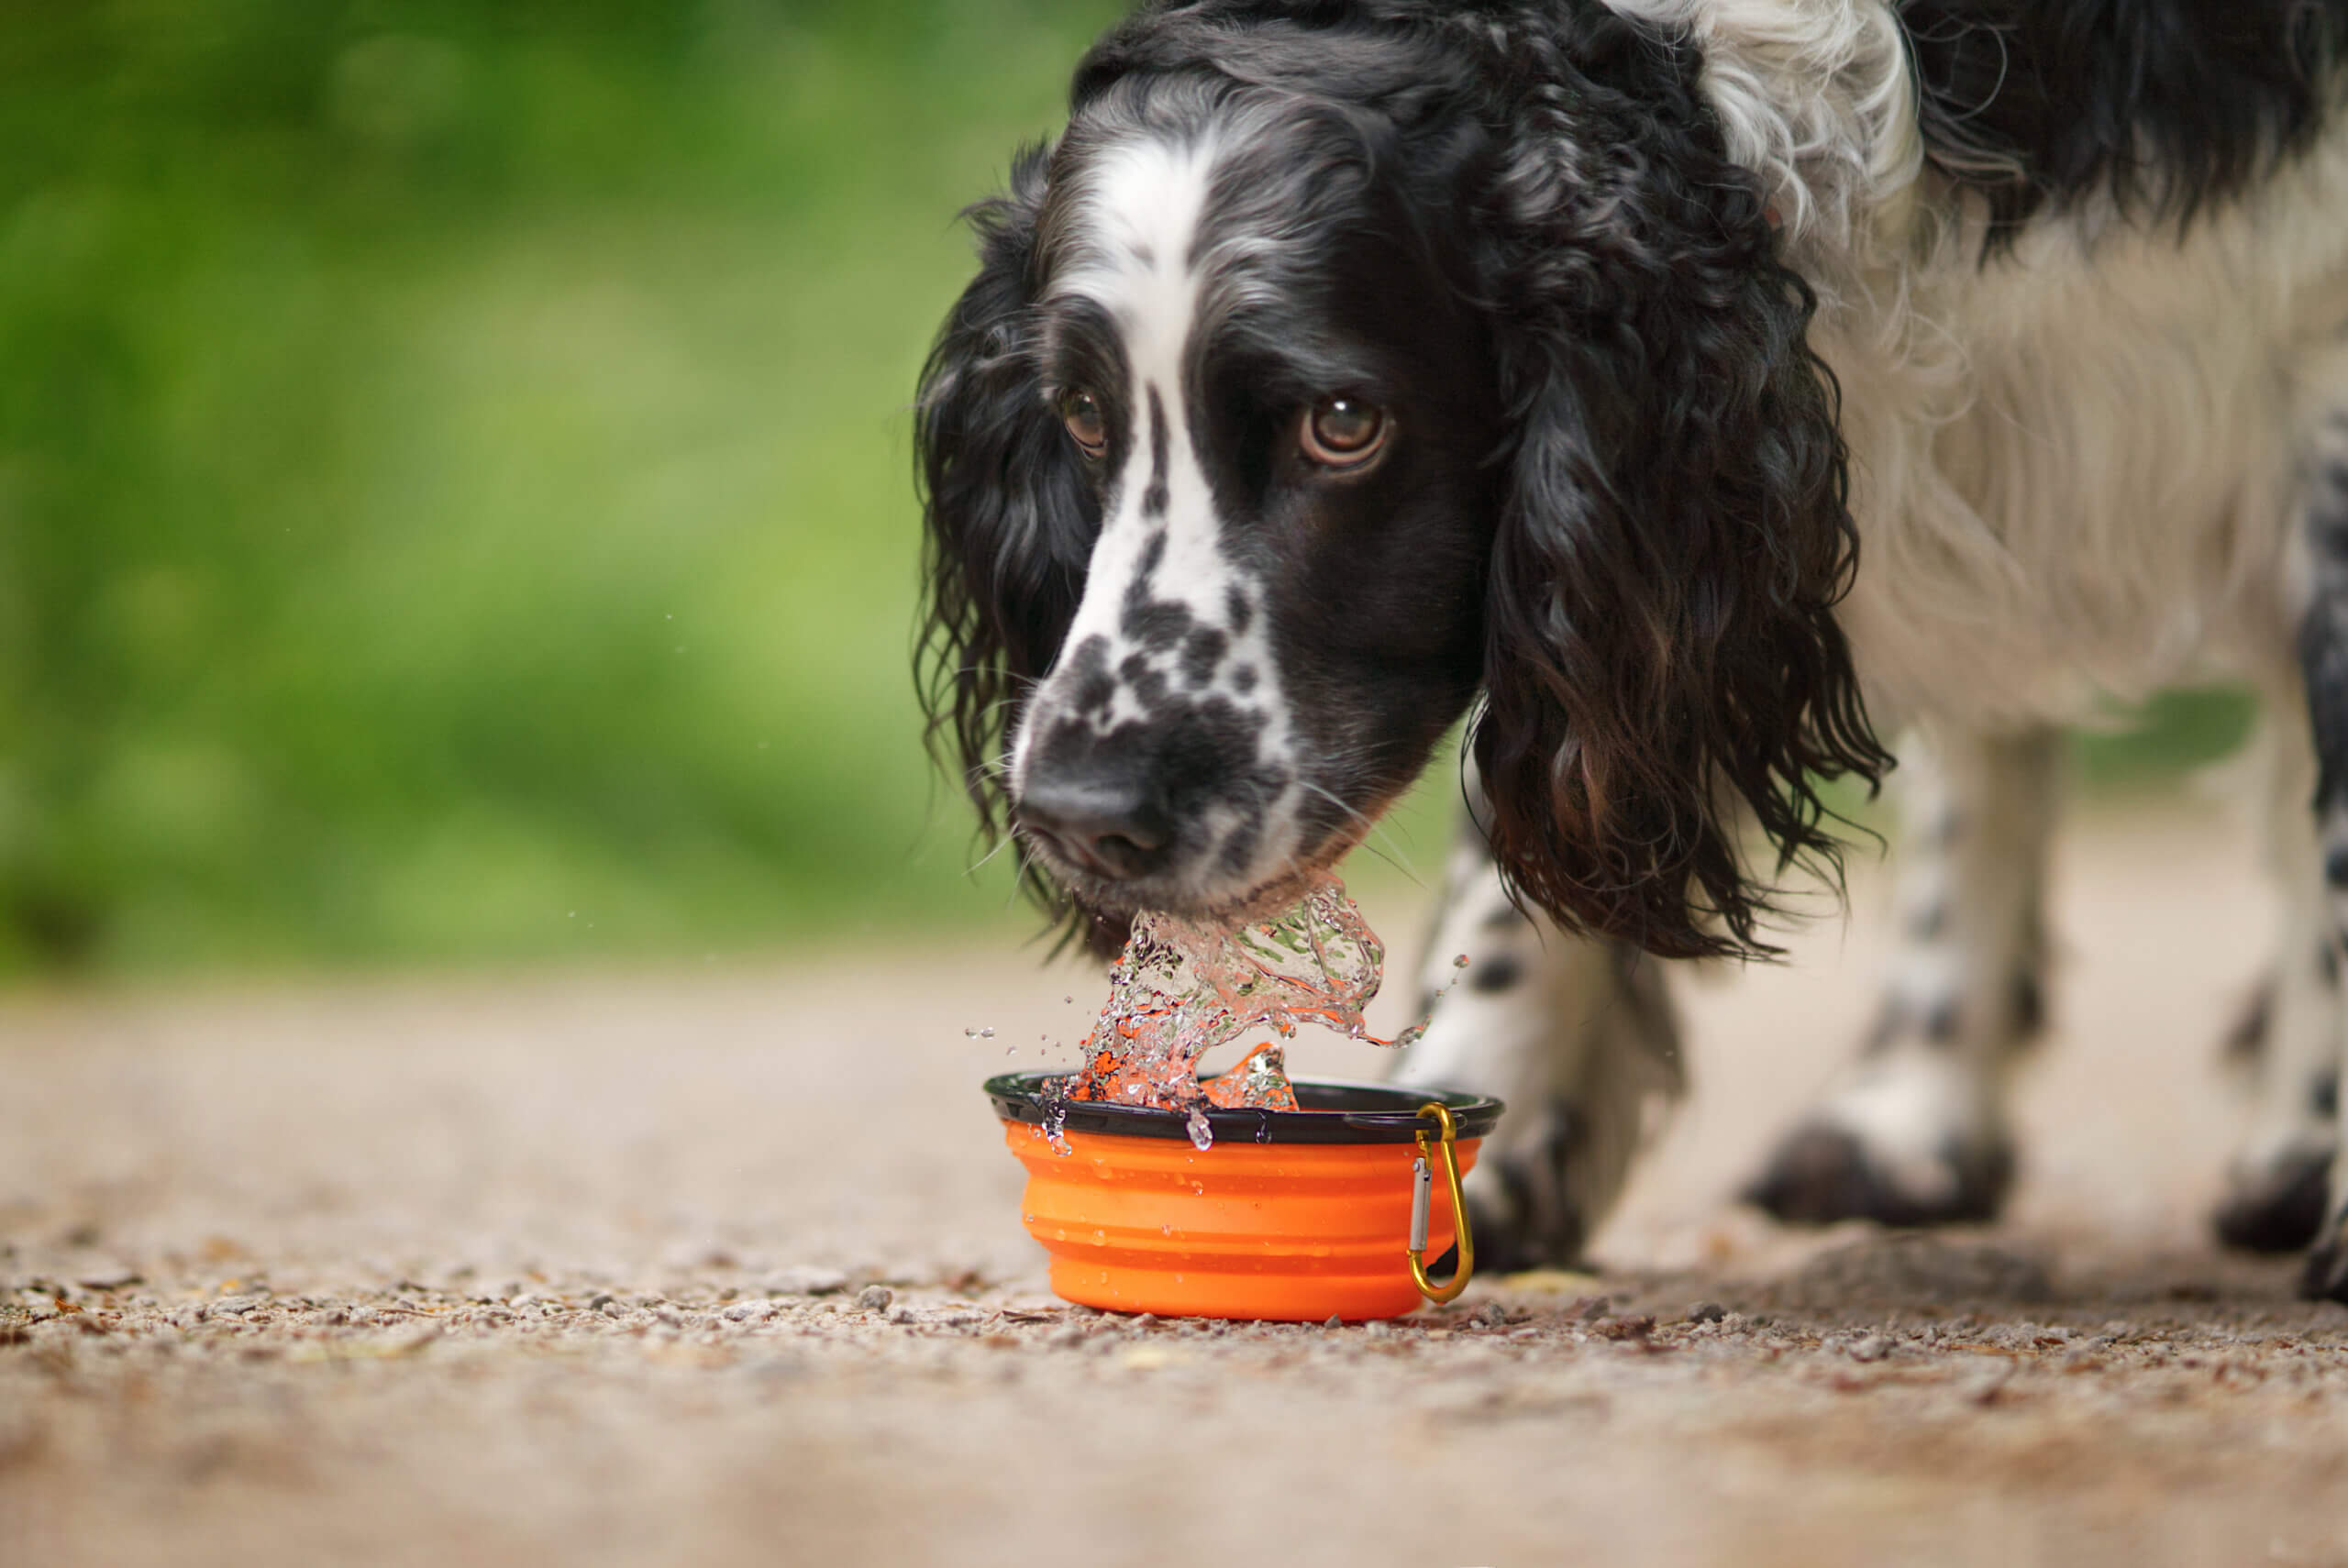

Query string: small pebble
1324 1314 1344 1331
857 1286 894 1312
1688 1301 1727 1324
1589 1315 1656 1342
889 1306 917 1326
1129 1313 1157 1331
1848 1334 1891 1363
598 1297 626 1318
588 1293 615 1312
765 1267 849 1297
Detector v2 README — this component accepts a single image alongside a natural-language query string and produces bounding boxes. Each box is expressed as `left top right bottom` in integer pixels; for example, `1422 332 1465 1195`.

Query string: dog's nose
1016 779 1172 882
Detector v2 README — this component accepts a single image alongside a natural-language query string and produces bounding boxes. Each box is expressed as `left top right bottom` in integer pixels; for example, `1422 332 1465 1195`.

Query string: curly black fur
1450 5 1891 960
913 149 1124 954
1899 0 2348 247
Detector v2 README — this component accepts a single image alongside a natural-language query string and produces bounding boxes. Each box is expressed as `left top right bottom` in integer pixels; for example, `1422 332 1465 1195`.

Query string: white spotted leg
2292 403 2348 1303
1389 781 1684 1270
1745 725 2058 1228
2213 712 2340 1253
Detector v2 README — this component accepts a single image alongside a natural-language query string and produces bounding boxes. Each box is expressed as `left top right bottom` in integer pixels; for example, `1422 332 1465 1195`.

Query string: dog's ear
1468 19 1890 960
914 145 1124 955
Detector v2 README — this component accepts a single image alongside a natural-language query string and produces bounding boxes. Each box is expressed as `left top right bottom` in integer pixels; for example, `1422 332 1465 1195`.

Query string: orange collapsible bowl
986 1070 1502 1321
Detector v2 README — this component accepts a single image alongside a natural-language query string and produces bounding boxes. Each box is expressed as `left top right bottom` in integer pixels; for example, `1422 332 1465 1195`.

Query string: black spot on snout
1120 532 1192 651
1120 650 1171 711
1224 586 1252 635
1124 593 1191 653
1181 626 1227 687
1067 635 1114 718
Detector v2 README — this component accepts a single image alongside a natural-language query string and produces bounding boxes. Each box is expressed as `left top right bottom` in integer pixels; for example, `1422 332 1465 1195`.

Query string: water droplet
1453 954 1470 968
1185 1107 1213 1152
980 1027 995 1039
962 1027 979 1038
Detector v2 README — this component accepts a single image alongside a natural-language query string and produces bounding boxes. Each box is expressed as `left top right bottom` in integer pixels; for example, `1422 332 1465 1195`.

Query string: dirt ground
6 804 2348 1567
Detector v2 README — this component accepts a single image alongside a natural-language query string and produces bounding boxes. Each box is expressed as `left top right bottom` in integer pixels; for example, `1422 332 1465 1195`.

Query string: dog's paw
2213 1145 2333 1254
2298 1210 2348 1304
1744 1121 2013 1229
1456 1108 1590 1273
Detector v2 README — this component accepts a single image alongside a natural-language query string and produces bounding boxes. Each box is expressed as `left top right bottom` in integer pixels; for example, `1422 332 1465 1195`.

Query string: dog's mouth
1017 797 1387 928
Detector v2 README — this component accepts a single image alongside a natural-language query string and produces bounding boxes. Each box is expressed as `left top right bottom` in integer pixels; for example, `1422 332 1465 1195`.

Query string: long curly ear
914 144 1116 951
1468 16 1890 961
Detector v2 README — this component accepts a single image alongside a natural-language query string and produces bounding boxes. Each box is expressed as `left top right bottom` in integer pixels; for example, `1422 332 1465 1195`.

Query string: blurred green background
0 0 2255 982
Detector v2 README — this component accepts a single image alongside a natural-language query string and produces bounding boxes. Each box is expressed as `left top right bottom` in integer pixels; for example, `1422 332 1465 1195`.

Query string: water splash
1064 871 1437 1144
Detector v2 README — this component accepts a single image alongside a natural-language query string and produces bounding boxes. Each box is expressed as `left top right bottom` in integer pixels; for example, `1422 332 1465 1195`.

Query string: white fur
1798 726 2055 1198
1649 0 2348 1243
2231 712 2342 1187
1632 1 2348 725
1010 133 1306 901
1392 818 1684 1249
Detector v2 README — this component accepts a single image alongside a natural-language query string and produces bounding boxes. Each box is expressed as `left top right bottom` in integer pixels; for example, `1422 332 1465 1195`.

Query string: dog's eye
1300 396 1388 468
1060 390 1108 461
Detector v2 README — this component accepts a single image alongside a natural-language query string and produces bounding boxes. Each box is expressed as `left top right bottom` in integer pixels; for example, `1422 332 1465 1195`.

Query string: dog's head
915 3 1888 959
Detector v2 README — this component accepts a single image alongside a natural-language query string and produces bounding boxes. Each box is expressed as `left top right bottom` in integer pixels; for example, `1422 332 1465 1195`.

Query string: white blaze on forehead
1008 132 1306 898
1049 136 1223 391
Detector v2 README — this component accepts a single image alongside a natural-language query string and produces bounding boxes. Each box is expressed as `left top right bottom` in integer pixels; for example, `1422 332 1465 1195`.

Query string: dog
913 0 2348 1300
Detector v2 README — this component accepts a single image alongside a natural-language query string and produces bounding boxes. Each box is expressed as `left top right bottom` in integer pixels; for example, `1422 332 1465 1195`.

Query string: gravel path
6 806 2347 1566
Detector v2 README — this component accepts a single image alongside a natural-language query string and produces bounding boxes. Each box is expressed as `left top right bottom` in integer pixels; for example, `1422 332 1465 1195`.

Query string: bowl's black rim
983 1069 1503 1145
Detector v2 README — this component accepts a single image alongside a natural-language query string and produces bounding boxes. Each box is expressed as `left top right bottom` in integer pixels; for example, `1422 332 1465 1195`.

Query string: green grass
0 1 1156 976
0 3 2270 979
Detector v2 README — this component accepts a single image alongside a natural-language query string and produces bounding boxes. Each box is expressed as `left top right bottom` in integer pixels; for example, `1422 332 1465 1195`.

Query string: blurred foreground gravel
5 807 2347 1567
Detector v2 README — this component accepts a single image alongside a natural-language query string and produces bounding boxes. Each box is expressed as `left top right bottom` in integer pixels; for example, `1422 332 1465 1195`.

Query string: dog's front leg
2294 407 2348 1304
1744 726 2060 1228
2214 712 2339 1253
1389 781 1685 1271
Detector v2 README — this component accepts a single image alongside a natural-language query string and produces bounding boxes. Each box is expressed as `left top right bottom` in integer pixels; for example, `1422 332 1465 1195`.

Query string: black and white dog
914 0 2348 1300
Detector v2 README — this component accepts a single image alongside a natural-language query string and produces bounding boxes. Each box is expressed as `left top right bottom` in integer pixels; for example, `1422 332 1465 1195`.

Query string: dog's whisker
1295 779 1424 889
965 833 1016 877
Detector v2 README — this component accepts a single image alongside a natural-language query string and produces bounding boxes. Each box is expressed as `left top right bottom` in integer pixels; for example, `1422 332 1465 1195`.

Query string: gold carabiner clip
1407 1101 1474 1304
